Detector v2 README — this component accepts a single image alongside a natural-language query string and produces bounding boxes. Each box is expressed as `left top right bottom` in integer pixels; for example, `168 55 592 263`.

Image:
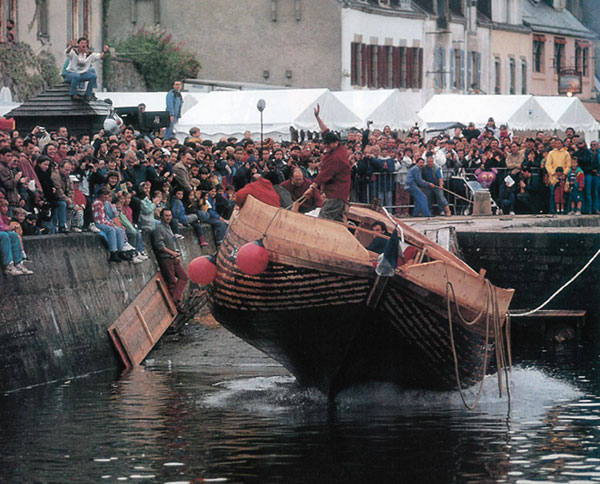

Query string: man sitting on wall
64 36 109 101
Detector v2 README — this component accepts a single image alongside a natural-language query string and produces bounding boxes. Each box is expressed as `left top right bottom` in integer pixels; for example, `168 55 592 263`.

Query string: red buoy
236 240 269 275
188 256 217 285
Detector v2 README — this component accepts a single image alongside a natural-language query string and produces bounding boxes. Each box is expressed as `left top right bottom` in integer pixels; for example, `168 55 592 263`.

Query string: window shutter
441 48 447 89
450 48 455 89
460 50 465 90
351 42 358 86
362 44 369 86
467 51 472 90
476 52 481 89
406 47 414 88
434 47 440 89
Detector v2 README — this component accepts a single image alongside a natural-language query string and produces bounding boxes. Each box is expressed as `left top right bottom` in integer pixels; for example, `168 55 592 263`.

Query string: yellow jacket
546 148 571 184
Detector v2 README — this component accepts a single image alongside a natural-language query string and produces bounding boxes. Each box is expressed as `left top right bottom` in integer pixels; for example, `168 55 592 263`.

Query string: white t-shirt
65 50 101 74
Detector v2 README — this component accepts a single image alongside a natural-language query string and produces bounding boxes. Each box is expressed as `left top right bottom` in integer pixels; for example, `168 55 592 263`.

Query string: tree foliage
112 27 200 91
0 43 61 101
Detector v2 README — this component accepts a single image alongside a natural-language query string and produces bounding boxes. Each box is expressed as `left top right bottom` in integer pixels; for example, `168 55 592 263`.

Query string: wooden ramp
108 274 178 370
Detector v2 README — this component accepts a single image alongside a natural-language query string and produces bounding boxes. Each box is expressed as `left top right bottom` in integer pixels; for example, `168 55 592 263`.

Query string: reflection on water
2 343 600 483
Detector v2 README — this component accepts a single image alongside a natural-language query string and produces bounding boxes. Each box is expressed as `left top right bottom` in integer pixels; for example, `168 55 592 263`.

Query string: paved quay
405 213 600 234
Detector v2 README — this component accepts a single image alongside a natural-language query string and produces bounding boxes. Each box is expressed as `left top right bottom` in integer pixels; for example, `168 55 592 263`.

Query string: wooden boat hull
208 197 513 397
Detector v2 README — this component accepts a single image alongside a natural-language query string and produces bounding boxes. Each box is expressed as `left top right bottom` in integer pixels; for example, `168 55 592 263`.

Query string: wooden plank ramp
108 274 178 370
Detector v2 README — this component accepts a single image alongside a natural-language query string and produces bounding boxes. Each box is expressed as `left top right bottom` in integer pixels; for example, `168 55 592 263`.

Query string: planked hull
208 197 513 397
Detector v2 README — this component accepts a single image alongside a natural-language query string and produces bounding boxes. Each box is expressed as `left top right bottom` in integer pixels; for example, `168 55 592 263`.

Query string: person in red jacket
302 104 351 222
235 173 281 208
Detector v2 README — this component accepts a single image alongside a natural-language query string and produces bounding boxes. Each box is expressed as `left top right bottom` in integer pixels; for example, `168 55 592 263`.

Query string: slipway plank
108 274 178 367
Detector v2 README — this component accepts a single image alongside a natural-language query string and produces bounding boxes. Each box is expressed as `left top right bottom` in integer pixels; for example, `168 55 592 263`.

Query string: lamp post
257 99 266 155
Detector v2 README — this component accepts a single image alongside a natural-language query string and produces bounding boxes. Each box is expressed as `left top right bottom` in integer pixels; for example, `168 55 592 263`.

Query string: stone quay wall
457 229 600 330
0 226 214 393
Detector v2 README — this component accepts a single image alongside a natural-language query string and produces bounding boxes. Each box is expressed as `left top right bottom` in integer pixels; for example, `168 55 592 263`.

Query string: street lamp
257 99 266 155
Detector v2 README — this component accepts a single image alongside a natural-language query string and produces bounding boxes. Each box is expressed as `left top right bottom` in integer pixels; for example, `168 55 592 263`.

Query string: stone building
481 0 531 96
523 0 595 98
1 0 104 85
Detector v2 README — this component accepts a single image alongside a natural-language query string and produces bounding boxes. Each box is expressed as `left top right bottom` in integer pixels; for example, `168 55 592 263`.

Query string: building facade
1 0 104 82
523 0 595 98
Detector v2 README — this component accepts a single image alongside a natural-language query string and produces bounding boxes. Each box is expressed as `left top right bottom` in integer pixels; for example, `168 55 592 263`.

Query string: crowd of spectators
1 112 599 278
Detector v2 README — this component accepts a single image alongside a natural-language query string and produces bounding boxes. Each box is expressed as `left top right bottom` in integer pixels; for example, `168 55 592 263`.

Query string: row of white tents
3 86 600 142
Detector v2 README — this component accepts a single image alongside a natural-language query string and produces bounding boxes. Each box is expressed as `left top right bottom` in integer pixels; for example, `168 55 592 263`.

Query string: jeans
548 183 556 214
407 186 431 217
198 212 227 243
125 228 144 253
183 213 204 238
499 193 516 214
70 208 84 230
424 186 449 215
583 174 593 214
164 119 177 139
51 200 67 233
65 70 97 97
96 223 126 252
592 174 600 214
0 231 23 266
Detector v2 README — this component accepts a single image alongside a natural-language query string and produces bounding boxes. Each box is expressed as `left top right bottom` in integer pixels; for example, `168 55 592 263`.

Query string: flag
375 228 399 277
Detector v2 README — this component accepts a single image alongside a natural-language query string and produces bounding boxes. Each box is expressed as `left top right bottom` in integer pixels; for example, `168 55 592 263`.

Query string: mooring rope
510 245 600 318
446 275 512 409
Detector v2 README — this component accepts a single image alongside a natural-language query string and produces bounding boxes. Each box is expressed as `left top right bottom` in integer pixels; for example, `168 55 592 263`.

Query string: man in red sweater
302 104 351 222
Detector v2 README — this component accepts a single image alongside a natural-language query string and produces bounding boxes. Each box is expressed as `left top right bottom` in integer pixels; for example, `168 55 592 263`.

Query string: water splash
202 366 582 417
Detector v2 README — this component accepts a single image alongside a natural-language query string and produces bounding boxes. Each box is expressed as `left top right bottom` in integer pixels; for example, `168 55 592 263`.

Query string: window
494 57 501 94
351 42 423 89
509 58 516 94
533 36 545 73
554 37 565 73
68 0 90 40
450 48 464 90
1 0 17 43
37 0 49 40
521 59 527 94
575 41 590 77
467 51 481 91
434 47 446 90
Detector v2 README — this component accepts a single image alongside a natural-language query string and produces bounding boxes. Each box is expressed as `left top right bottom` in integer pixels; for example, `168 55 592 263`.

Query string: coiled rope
446 275 512 410
510 245 600 318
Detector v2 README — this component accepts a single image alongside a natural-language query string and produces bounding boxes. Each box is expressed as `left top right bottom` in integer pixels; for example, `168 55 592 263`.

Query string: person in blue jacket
405 157 434 217
165 80 183 139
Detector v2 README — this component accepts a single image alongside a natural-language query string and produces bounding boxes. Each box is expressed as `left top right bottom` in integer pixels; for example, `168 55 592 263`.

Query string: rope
510 245 600 318
446 272 512 409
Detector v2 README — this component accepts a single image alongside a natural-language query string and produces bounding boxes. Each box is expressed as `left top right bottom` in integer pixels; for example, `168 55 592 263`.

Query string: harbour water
2 322 600 484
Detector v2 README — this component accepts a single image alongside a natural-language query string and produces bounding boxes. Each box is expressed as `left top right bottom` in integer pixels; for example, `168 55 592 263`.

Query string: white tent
176 88 363 142
418 94 556 131
534 96 600 133
0 102 20 117
99 91 168 112
333 89 423 131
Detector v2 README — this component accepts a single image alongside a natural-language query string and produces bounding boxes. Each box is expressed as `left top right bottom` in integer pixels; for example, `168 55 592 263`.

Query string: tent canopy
418 94 556 131
534 96 600 132
176 89 362 142
99 92 168 112
332 89 423 131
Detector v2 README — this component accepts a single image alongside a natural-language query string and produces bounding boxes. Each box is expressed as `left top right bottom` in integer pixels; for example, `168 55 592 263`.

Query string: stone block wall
457 230 600 324
0 225 215 393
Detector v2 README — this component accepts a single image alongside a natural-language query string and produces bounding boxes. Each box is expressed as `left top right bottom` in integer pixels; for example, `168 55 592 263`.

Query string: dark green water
1 333 599 484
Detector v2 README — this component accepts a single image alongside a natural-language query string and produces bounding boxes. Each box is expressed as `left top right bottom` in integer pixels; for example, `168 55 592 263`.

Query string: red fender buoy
188 255 217 285
237 240 269 275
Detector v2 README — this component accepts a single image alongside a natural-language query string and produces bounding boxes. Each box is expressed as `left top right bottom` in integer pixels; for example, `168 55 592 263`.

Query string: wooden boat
208 196 514 399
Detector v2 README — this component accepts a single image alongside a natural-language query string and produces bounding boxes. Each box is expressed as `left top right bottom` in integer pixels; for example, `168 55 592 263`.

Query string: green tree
112 27 200 91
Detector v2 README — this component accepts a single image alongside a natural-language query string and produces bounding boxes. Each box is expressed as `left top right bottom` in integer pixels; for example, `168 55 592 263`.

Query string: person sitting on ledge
64 36 109 101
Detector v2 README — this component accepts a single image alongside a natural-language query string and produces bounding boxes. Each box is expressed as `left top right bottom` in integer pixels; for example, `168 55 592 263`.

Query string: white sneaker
175 234 184 240
138 252 149 261
123 242 136 251
88 223 101 233
4 262 23 276
15 262 33 275
132 255 145 264
72 227 82 233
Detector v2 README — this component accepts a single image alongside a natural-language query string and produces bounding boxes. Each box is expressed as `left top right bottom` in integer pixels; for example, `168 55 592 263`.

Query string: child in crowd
567 156 584 215
553 166 566 215
70 175 87 232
